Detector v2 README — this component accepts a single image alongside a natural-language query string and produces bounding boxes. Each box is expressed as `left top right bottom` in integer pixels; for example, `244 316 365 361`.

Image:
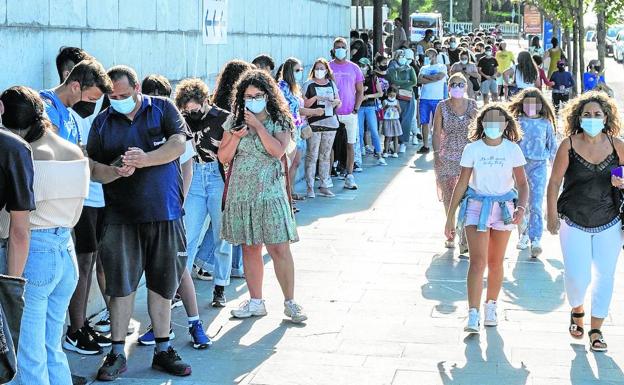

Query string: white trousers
559 219 623 318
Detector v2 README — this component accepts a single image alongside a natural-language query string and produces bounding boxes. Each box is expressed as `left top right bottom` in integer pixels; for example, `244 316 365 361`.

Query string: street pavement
67 41 624 385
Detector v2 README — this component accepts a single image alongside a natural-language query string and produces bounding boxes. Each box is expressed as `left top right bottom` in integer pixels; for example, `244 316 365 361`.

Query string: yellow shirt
495 50 515 73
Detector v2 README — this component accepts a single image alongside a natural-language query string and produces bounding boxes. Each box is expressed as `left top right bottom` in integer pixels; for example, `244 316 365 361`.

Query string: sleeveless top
557 136 620 229
438 99 477 162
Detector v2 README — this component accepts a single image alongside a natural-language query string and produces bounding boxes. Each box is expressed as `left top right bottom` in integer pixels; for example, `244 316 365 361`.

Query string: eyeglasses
450 83 466 89
244 94 266 103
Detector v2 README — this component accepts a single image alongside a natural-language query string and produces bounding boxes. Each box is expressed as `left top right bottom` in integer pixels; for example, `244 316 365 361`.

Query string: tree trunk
577 8 586 92
472 0 481 31
355 0 360 31
572 22 579 96
402 0 410 42
373 0 383 55
596 5 607 66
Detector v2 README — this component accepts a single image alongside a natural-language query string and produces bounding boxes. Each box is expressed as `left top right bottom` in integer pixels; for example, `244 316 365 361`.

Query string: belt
193 155 215 164
457 187 517 232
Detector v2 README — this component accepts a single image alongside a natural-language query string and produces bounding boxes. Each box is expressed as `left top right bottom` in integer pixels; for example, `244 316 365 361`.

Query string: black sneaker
63 328 102 355
71 374 88 385
417 146 430 154
416 133 423 140
152 347 192 376
97 352 127 381
212 286 226 307
83 323 112 347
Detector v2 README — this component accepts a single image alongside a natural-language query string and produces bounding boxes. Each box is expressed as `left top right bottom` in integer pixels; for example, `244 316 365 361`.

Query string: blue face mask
423 57 431 66
334 48 347 60
294 71 304 83
110 95 137 115
483 122 504 140
397 58 407 66
245 97 267 114
581 118 605 137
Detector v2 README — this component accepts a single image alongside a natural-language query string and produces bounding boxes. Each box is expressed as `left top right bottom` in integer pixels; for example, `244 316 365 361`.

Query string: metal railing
444 22 520 36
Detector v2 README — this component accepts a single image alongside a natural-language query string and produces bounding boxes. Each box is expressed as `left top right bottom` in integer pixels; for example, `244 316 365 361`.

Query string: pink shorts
464 199 516 231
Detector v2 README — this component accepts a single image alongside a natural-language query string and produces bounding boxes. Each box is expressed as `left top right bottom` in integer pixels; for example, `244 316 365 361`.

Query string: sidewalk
67 142 624 384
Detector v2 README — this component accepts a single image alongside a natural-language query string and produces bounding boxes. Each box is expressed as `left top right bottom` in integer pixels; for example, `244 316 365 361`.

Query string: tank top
557 136 620 228
547 47 562 78
438 99 477 162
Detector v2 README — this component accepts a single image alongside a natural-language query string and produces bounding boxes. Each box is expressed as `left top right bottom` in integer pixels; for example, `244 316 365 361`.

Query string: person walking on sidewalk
550 60 574 114
432 73 477 254
547 92 624 353
416 48 447 154
329 37 364 190
88 65 192 380
219 69 307 324
303 58 342 198
508 88 558 257
0 86 90 385
445 103 528 334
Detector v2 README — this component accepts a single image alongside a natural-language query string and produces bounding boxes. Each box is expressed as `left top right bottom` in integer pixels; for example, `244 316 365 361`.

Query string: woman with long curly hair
445 103 528 334
212 60 255 111
508 88 557 256
546 91 624 352
218 69 307 324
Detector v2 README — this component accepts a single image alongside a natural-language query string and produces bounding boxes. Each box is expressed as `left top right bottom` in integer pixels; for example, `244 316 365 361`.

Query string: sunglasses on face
450 83 466 89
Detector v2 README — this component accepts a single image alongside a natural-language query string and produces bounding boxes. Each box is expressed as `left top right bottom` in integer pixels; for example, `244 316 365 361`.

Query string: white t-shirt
460 139 526 195
419 63 448 100
510 65 535 89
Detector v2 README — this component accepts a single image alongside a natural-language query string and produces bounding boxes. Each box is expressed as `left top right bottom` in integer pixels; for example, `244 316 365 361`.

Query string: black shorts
74 206 105 254
99 219 187 299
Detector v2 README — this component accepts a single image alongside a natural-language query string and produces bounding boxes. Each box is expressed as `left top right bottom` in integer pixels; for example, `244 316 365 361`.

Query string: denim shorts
480 79 498 95
464 199 516 231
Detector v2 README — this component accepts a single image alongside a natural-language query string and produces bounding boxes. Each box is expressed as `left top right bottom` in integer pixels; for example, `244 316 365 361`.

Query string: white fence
445 22 520 36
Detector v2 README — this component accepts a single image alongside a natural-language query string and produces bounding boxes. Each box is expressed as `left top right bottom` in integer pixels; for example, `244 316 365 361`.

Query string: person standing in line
381 86 402 158
88 65 191 380
445 104 528 334
432 73 477 254
392 17 408 52
350 30 369 64
547 92 624 353
508 88 558 257
388 49 417 154
477 45 499 105
218 69 307 324
252 54 276 75
357 57 386 165
549 60 574 114
416 48 448 154
0 86 90 385
303 58 342 198
329 37 365 190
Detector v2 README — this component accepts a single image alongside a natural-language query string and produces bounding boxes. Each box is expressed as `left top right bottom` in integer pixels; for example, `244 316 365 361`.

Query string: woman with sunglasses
219 69 307 324
432 73 478 254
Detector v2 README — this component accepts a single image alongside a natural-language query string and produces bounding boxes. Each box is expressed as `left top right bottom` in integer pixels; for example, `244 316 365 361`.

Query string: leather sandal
569 311 585 339
588 329 608 352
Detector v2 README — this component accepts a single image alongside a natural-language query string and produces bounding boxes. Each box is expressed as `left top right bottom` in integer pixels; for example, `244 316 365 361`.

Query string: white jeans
559 219 623 318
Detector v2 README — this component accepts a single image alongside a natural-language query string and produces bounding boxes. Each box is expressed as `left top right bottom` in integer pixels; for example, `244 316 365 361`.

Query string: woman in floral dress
218 69 307 323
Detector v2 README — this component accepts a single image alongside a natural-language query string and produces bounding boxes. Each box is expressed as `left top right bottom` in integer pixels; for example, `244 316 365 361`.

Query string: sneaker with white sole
377 158 387 166
411 136 419 145
93 309 110 333
516 234 530 250
138 326 176 346
353 164 363 173
444 240 455 249
382 152 389 158
530 240 542 258
399 144 407 153
484 300 498 327
231 299 268 319
344 174 358 190
392 153 399 158
464 308 480 334
284 301 308 323
63 328 102 355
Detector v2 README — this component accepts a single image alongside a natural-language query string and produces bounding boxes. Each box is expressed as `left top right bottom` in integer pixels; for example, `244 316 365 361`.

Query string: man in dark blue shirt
87 65 191 380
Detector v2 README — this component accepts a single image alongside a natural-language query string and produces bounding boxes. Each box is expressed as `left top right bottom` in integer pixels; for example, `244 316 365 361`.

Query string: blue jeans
184 161 233 286
231 245 244 276
358 105 382 154
399 97 416 144
0 228 78 385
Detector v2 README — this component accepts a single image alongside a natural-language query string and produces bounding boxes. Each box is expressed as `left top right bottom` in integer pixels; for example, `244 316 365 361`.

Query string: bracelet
516 205 526 211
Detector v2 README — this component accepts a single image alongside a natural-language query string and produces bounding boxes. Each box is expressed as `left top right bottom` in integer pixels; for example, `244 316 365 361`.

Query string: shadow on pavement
421 250 469 315
570 343 624 384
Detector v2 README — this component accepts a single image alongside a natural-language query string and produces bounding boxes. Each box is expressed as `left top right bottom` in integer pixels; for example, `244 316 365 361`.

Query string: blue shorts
419 99 441 125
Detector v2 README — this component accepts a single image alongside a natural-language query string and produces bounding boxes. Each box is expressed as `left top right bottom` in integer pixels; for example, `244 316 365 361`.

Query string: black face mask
186 110 204 122
594 66 602 72
557 65 565 72
72 101 97 119
378 65 388 71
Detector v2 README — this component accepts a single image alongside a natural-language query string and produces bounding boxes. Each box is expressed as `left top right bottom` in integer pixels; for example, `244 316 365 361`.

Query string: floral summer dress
220 116 299 246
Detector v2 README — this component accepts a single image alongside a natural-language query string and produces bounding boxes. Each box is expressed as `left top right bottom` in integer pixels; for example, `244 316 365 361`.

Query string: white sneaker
464 308 480 333
530 240 542 258
354 164 363 173
399 144 407 153
516 234 530 250
284 300 308 323
411 136 419 145
231 299 267 319
392 153 399 158
382 153 389 158
484 300 498 327
344 174 358 190
377 158 387 166
444 240 455 249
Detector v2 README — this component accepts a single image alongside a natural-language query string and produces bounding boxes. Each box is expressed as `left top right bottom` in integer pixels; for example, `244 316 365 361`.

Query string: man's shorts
74 206 105 254
419 99 441 126
99 219 187 299
480 79 498 95
338 113 359 144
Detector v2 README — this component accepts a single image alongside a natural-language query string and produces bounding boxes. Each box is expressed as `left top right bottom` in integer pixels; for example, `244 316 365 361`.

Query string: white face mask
314 69 327 79
387 97 396 102
460 59 468 65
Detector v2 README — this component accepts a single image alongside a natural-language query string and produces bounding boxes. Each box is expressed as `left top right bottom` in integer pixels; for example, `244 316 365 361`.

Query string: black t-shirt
362 74 378 106
350 39 368 64
185 106 229 163
448 49 461 65
477 57 498 81
0 130 35 213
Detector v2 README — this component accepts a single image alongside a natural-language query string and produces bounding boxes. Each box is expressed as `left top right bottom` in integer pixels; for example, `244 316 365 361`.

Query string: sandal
569 311 585 339
588 329 608 352
292 193 306 201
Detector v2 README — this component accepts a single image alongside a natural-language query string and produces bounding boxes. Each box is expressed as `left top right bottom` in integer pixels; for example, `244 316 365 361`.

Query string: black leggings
552 93 569 114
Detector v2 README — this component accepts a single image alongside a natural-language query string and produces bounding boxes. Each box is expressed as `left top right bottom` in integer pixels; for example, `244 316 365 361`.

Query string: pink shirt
329 60 364 115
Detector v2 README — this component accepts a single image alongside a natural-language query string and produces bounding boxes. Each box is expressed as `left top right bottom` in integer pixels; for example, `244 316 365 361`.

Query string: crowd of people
0 20 622 385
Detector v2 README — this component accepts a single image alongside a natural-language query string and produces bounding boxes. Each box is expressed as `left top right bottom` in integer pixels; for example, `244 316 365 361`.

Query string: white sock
188 315 200 324
250 298 263 305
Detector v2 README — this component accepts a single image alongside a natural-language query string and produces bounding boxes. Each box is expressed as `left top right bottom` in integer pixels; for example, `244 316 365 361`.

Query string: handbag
398 88 413 101
370 76 384 120
0 275 25 383
469 75 480 92
300 124 313 140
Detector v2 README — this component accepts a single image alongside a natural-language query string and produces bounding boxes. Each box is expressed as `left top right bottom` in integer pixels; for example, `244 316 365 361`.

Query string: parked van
410 12 443 42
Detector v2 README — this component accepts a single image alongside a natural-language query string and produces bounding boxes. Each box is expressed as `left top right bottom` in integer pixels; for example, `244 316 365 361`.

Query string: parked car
614 30 624 62
606 25 624 56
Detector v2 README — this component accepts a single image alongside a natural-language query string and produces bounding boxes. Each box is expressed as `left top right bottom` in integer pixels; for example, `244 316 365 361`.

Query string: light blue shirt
517 116 558 162
40 89 80 144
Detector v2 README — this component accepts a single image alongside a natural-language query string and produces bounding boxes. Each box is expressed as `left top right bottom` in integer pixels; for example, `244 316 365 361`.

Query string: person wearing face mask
392 17 408 52
357 57 387 166
546 92 624 353
388 49 418 154
445 104 528 334
432 74 478 254
329 37 365 190
374 55 391 93
433 40 450 70
87 65 192 380
278 58 325 206
218 69 307 324
416 29 435 59
416 48 448 154
477 45 499 104
508 89 558 256
447 37 461 65
450 50 480 99
549 60 574 114
0 86 89 385
583 60 606 93
303 58 342 198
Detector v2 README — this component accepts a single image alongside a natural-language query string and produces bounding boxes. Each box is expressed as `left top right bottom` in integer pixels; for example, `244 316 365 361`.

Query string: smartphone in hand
110 155 124 168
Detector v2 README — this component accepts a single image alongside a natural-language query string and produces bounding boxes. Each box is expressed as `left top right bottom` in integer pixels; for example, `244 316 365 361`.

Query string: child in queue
381 86 402 158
